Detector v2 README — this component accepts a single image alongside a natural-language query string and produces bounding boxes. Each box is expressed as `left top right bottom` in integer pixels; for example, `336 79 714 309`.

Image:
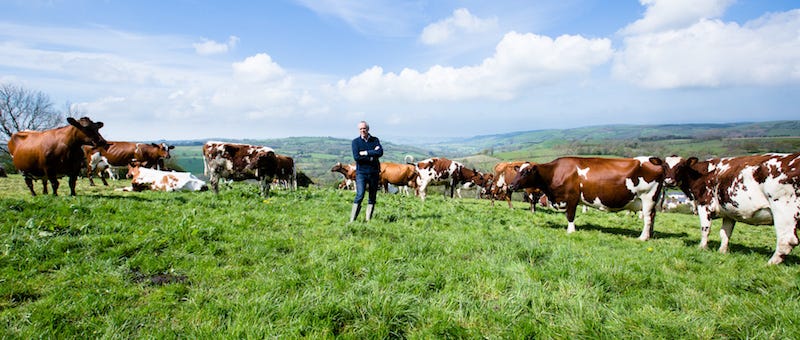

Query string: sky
0 0 798 143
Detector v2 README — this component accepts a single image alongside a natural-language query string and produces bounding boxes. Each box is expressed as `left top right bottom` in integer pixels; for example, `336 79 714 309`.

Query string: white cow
120 165 207 192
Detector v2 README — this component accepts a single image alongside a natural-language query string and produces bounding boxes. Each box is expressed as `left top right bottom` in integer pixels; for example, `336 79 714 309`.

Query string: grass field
2 174 800 338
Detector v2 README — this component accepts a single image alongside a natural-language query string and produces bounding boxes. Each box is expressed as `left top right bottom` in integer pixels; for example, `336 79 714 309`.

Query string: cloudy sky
1 0 798 142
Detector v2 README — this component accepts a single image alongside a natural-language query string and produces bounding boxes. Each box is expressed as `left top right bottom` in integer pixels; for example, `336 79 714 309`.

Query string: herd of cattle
4 117 800 265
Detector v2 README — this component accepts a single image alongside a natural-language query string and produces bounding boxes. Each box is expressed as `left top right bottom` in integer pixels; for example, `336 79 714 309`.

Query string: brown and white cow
415 157 463 201
202 141 278 197
331 162 356 191
8 117 108 196
509 156 665 240
84 142 174 186
490 161 544 212
453 166 490 198
664 154 800 265
379 162 418 196
274 154 297 190
121 164 207 192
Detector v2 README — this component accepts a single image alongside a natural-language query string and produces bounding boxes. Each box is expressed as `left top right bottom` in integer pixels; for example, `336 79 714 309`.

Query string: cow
120 163 207 192
331 162 356 191
509 156 666 240
489 161 545 212
84 142 174 186
274 154 297 190
664 154 800 265
87 151 117 182
202 141 278 197
379 162 418 196
8 117 108 196
453 166 490 198
415 157 463 201
0 164 6 177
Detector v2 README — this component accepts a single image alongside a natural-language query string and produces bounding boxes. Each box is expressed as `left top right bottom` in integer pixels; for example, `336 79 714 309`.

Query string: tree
0 83 64 155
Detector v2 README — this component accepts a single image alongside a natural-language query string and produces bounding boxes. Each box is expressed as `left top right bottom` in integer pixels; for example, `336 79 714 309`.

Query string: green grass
2 174 800 338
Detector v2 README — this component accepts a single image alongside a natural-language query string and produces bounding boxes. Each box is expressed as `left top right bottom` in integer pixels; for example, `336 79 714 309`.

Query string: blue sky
1 0 798 142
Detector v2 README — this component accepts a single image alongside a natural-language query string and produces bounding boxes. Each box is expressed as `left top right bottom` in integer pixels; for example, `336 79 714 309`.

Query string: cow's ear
649 157 663 166
67 117 79 127
169 145 175 150
95 122 103 128
687 157 699 167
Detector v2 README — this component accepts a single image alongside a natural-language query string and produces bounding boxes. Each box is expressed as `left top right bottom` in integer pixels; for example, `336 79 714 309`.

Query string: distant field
2 174 800 338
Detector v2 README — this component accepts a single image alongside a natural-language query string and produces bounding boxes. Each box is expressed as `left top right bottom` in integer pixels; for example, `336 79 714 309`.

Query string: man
350 120 384 222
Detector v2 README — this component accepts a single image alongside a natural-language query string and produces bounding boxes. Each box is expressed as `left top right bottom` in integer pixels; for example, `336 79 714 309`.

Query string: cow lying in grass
119 164 207 192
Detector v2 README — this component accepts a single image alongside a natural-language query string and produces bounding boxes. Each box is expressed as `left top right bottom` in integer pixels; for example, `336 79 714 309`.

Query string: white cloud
193 35 239 55
337 31 612 102
621 0 734 35
232 53 286 83
420 8 498 45
614 9 800 88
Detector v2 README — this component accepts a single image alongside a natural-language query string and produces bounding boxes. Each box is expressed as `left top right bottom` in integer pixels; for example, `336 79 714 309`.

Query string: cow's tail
404 154 415 164
203 154 210 178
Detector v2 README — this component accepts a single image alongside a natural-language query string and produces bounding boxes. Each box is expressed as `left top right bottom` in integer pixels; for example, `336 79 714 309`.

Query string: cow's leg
565 203 578 234
697 206 714 249
210 175 220 194
768 202 800 265
637 206 656 241
99 168 109 186
718 218 736 253
418 181 428 201
506 190 513 209
87 165 96 186
38 179 48 194
48 176 60 196
67 175 78 196
24 178 37 196
260 176 271 197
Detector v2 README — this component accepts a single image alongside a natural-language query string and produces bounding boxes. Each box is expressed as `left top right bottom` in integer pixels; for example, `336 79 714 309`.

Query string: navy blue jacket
352 135 383 174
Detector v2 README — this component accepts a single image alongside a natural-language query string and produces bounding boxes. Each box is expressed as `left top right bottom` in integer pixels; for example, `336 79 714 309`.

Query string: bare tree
0 83 64 155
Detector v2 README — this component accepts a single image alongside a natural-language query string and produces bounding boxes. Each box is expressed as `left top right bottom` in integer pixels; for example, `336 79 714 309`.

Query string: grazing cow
121 164 207 192
84 142 174 186
275 154 297 190
0 164 6 177
453 166 490 198
379 162 418 195
202 141 278 197
331 162 357 191
490 161 545 212
8 117 108 196
415 157 463 201
664 154 800 265
87 151 117 182
509 156 665 240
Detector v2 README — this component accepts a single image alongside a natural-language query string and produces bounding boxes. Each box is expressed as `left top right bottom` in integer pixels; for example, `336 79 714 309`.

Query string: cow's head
126 162 142 179
664 156 704 189
331 162 343 173
151 143 175 159
507 162 537 192
68 116 107 147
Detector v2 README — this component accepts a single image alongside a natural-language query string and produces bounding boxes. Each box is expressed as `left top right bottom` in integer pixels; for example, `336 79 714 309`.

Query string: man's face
359 123 369 138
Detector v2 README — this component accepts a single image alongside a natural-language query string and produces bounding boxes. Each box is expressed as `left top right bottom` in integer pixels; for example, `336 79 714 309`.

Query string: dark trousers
354 172 379 204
